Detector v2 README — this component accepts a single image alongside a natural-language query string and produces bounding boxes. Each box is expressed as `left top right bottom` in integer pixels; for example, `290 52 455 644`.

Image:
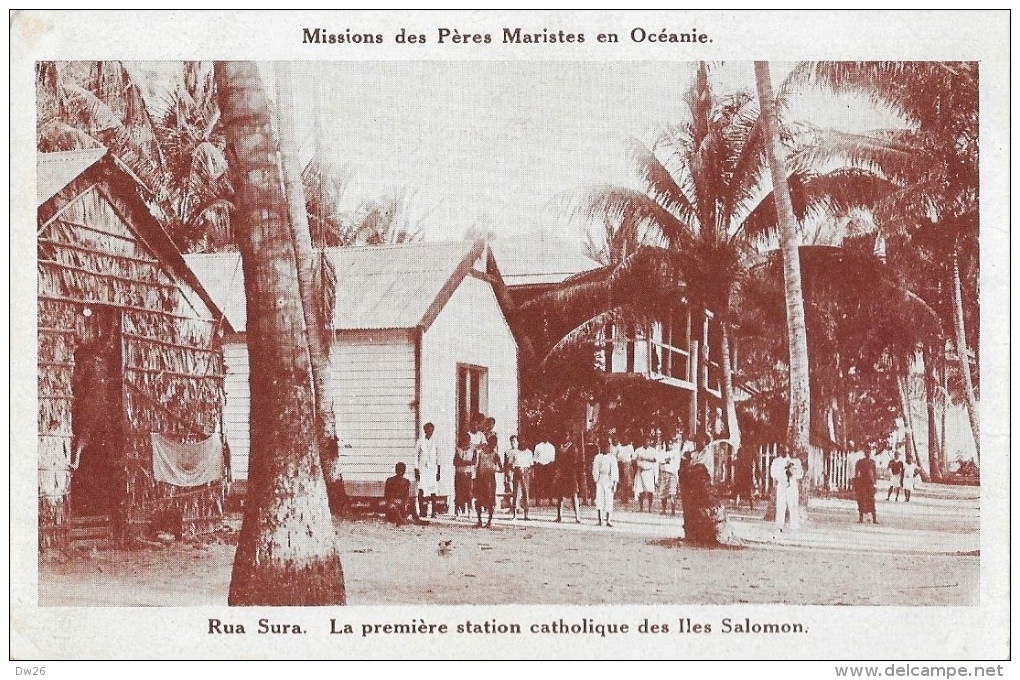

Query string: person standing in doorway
592 439 619 527
887 450 905 502
415 422 441 519
770 447 803 533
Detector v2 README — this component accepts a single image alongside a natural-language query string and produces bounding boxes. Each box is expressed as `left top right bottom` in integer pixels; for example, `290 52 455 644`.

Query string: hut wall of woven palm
37 149 229 544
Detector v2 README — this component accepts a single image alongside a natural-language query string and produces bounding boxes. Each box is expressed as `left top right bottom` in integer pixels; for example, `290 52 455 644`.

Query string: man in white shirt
507 435 534 520
415 422 440 519
769 448 804 533
534 440 555 465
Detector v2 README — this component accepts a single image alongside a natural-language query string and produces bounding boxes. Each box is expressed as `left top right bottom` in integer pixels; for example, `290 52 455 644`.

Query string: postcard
10 10 1010 663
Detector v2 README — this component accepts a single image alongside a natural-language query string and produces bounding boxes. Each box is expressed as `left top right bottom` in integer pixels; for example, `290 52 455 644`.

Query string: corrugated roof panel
37 148 108 206
186 241 475 332
490 233 600 287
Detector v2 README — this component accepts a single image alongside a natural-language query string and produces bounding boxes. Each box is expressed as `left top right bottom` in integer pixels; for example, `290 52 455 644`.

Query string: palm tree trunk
720 322 741 455
922 345 943 481
952 248 980 461
274 62 342 501
754 62 812 508
896 373 919 468
215 61 345 606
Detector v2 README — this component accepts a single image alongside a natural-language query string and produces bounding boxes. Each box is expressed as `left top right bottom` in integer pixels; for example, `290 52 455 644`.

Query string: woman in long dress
853 449 878 523
591 441 620 527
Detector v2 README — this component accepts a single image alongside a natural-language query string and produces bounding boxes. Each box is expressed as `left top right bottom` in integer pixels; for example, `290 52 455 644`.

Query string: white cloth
615 444 635 463
150 432 223 487
416 435 440 496
534 441 556 465
592 451 619 513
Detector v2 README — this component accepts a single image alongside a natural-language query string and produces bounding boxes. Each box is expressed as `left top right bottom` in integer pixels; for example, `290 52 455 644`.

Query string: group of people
384 415 750 534
852 447 922 523
607 435 697 515
384 416 587 529
386 421 918 537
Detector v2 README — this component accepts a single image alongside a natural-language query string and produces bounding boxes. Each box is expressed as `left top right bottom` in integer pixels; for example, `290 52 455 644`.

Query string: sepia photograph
11 10 1009 663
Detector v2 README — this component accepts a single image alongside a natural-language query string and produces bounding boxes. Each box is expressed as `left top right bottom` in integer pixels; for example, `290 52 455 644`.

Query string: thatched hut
37 148 227 549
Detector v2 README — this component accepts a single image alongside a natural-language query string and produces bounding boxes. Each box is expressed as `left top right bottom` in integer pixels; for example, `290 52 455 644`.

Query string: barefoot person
901 455 919 502
657 440 681 516
384 463 425 526
473 434 502 528
507 435 533 520
853 447 879 524
453 431 477 518
592 440 619 527
634 438 658 512
415 422 441 519
553 434 582 523
886 450 905 502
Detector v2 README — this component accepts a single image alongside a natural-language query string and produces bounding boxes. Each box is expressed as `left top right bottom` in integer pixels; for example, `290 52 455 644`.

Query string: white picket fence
753 443 859 494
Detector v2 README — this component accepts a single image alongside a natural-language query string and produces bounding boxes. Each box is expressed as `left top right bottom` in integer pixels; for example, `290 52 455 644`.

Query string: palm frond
543 306 647 365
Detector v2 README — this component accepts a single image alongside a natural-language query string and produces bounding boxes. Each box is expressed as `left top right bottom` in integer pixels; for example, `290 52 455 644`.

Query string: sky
284 61 903 241
137 61 903 242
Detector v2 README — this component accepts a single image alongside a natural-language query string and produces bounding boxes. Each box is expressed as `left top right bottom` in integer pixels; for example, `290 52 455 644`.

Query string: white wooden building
186 240 519 498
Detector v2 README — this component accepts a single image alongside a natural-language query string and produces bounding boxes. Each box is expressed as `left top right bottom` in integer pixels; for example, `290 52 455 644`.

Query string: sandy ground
39 485 979 607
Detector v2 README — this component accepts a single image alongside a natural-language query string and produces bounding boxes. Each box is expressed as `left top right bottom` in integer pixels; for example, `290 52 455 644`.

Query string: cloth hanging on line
150 432 223 487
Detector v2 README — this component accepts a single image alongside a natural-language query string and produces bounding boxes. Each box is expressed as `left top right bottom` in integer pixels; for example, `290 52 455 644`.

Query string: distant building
494 232 724 439
37 149 227 548
187 239 518 498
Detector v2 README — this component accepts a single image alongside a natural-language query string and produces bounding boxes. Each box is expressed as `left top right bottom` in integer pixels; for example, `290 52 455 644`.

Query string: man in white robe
415 422 441 519
592 444 620 527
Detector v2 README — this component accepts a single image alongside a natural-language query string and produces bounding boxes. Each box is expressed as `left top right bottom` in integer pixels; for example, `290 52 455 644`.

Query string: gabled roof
36 147 108 206
489 232 600 287
37 149 227 327
185 240 490 333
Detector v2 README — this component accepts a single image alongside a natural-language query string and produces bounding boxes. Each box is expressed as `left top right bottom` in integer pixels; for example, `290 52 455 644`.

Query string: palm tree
215 61 345 606
754 61 812 500
785 62 979 462
738 243 942 469
524 63 888 540
301 158 426 247
274 62 341 498
530 63 878 453
36 61 231 253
